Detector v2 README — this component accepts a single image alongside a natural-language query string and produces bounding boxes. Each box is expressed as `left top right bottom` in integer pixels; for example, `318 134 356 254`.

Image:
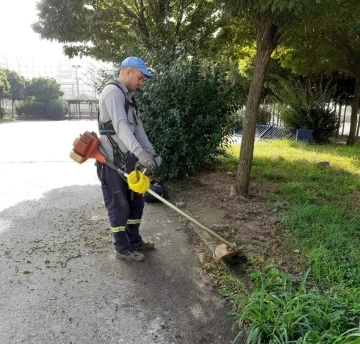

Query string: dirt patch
177 171 304 278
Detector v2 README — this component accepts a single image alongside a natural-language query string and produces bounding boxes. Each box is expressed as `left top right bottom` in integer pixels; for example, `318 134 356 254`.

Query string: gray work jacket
98 80 155 161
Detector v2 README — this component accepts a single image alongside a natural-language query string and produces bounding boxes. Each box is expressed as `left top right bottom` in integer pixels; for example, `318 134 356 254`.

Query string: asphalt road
0 121 233 344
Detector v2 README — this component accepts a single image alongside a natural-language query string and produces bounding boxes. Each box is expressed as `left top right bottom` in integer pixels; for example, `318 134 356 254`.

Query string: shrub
282 106 336 143
270 76 337 143
16 100 45 118
138 59 240 180
45 100 65 120
16 99 65 120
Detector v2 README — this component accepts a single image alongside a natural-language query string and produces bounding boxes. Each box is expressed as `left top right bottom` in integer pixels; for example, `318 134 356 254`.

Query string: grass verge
216 140 360 343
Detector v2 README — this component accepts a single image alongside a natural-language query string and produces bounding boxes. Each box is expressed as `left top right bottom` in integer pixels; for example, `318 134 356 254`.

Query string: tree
4 69 26 118
32 0 224 64
24 77 63 104
221 0 326 195
0 69 10 119
276 2 360 146
220 0 360 194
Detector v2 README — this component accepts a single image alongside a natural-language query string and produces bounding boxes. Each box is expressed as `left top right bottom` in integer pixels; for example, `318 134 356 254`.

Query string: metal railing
234 125 296 140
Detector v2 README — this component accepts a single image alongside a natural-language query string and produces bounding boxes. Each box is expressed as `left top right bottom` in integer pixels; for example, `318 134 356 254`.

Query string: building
0 52 98 100
0 52 8 69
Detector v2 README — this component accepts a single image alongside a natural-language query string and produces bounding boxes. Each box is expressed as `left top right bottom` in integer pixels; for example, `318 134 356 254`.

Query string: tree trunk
341 104 347 137
347 76 360 146
356 108 360 139
11 100 15 119
336 103 342 137
235 17 280 195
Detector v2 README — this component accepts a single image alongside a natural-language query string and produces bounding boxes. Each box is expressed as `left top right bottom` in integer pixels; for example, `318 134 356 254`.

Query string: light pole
72 64 81 119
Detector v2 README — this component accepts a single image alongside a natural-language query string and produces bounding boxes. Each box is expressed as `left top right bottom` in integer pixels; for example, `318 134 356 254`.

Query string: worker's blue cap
121 56 153 79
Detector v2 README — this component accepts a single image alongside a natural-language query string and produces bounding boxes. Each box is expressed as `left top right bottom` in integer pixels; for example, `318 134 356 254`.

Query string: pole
76 66 79 120
72 64 81 120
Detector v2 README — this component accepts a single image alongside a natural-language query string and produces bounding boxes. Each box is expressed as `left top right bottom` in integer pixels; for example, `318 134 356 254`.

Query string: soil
174 170 305 279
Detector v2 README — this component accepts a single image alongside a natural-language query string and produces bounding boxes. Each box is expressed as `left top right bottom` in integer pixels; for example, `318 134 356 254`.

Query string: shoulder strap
98 81 131 126
106 82 130 114
97 81 133 162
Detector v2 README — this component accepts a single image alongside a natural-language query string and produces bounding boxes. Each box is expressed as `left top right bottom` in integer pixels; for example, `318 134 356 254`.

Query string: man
96 56 162 262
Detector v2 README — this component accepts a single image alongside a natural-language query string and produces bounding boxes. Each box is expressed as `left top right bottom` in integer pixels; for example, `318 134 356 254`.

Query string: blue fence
234 125 296 141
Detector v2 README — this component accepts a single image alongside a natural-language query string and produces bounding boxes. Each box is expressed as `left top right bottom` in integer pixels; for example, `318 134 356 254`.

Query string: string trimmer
69 131 247 263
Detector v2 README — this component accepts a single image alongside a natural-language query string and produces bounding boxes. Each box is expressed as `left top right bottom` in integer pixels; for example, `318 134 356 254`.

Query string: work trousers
96 162 144 253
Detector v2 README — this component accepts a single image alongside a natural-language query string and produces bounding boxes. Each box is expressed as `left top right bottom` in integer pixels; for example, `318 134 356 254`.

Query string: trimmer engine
70 131 106 164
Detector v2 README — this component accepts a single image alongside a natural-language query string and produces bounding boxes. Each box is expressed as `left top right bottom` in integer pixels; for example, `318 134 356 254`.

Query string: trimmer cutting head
214 244 248 264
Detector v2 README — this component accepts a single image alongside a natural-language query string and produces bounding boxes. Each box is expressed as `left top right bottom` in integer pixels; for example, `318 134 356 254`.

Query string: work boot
116 250 145 262
133 241 155 251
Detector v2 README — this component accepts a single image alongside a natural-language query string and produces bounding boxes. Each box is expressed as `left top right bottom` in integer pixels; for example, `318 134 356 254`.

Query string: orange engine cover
73 131 106 163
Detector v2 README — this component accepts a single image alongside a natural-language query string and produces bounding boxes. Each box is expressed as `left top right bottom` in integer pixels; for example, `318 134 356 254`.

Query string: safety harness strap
98 81 139 163
98 81 138 135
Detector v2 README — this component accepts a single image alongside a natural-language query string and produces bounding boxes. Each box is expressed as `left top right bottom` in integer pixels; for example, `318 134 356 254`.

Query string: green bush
270 76 337 143
45 100 66 120
138 59 240 180
283 106 336 143
16 99 65 120
16 100 42 118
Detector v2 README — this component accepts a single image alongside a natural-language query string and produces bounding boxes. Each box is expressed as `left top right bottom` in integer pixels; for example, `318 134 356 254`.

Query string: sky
0 0 93 63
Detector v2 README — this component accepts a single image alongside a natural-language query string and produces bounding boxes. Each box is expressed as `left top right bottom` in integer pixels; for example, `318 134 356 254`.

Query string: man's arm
134 120 156 156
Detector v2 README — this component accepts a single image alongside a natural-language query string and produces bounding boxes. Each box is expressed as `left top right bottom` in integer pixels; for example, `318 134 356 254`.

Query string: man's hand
154 155 162 167
136 150 156 169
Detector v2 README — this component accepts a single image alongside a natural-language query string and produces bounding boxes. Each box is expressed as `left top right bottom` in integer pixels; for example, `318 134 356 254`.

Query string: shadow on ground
0 184 234 344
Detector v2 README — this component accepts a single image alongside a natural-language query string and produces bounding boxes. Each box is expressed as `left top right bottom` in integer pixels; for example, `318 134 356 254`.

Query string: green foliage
232 267 360 344
45 100 66 120
0 69 10 119
3 69 25 101
283 107 336 143
277 1 360 78
274 1 360 145
138 59 240 180
16 99 65 120
218 141 360 343
33 0 225 64
16 100 44 118
24 77 63 103
270 77 337 143
0 69 10 99
87 63 118 95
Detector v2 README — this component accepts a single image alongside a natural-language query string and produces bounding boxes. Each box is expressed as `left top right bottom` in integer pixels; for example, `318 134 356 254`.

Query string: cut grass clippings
216 140 360 343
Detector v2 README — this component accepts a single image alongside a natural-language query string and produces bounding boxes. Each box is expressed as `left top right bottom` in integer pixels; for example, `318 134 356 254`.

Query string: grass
215 140 360 343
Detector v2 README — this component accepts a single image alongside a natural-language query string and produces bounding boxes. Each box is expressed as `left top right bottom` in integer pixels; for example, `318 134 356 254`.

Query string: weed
203 261 245 298
217 140 360 343
178 216 190 225
231 268 360 344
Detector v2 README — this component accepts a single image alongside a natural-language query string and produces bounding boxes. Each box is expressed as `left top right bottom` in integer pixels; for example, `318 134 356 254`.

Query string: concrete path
0 121 233 344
